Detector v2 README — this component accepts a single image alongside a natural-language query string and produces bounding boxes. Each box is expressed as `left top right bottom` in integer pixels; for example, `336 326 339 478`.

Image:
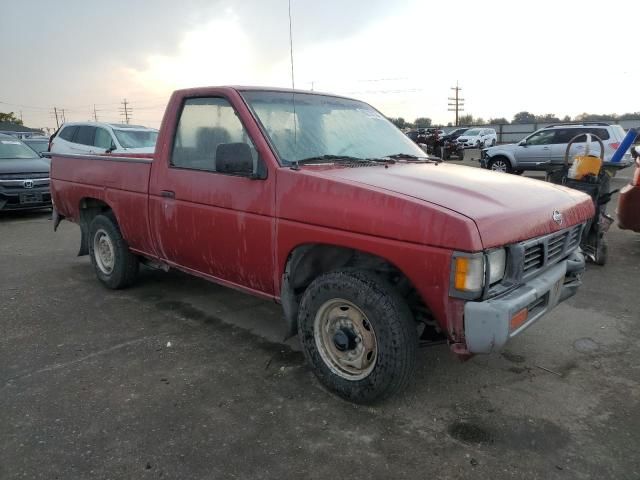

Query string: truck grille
521 224 583 277
0 173 49 180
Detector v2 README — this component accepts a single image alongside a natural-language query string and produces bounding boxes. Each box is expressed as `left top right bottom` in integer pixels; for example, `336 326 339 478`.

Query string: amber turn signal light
510 308 528 331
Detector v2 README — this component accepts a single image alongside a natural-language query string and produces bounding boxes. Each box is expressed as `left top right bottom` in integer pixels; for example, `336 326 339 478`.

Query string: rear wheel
487 157 513 173
89 213 139 289
298 270 417 403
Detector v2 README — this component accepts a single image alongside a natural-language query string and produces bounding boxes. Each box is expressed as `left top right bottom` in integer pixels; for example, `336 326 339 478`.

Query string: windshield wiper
384 153 441 164
290 155 395 169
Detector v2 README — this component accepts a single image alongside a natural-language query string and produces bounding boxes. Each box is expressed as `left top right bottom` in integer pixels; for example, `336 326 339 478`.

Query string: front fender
482 149 516 169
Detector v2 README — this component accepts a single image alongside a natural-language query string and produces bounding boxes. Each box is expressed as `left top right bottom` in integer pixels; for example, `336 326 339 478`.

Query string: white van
456 128 497 148
50 122 158 155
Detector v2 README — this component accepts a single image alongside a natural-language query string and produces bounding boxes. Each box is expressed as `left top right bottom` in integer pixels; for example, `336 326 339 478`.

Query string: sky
1 0 639 131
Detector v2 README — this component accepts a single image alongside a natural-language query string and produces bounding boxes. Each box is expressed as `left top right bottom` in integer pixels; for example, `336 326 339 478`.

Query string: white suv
456 128 497 148
481 123 633 173
50 122 158 155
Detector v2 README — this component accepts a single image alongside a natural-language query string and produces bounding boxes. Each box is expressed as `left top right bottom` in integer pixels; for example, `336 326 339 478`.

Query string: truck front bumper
464 250 585 354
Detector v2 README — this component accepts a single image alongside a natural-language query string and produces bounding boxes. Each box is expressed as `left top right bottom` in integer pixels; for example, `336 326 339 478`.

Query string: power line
448 81 465 126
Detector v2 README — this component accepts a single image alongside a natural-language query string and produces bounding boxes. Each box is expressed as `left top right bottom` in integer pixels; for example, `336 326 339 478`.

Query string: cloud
123 12 261 96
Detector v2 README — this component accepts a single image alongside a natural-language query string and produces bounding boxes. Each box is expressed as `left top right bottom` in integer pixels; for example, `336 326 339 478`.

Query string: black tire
487 156 513 173
298 270 417 403
88 213 139 289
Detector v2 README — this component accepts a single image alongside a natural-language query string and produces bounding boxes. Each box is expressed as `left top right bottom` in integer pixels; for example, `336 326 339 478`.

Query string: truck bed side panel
50 155 155 256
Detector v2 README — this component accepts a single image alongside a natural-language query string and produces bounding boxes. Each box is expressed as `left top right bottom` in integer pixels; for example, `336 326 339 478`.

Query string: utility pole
120 99 131 124
448 81 465 126
93 104 98 122
52 107 60 129
19 111 23 123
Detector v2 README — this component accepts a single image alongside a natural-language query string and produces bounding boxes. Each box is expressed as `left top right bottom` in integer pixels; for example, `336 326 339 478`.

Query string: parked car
441 127 469 142
50 86 594 403
481 123 632 173
457 128 497 148
50 122 159 155
22 136 50 155
617 145 640 232
0 133 51 211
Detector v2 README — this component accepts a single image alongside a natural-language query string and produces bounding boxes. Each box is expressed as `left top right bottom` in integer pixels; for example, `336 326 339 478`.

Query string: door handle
160 190 175 199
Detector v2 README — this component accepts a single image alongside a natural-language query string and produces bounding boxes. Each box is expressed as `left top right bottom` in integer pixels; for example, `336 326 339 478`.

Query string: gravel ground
1 163 639 479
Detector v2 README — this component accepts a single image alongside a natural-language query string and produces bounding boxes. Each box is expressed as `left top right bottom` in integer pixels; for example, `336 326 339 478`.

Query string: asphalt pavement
1 162 639 479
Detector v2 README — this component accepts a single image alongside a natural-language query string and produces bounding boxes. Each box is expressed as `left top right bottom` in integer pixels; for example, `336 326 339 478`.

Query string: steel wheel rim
491 160 508 172
313 298 378 381
93 228 115 274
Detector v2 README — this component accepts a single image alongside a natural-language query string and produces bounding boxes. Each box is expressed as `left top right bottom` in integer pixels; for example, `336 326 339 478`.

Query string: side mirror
105 142 116 154
216 142 263 178
40 151 52 158
519 140 527 147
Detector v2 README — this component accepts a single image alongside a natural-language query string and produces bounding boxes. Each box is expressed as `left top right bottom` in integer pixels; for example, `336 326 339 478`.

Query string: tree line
0 112 24 125
388 111 640 129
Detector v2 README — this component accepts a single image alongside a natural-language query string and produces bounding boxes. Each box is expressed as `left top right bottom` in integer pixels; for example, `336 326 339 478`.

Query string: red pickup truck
50 86 594 402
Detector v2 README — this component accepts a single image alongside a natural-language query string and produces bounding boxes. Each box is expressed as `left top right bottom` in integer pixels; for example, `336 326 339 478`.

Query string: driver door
516 130 555 167
149 96 276 296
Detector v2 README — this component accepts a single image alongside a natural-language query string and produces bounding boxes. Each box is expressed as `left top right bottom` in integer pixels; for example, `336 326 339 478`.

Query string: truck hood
0 158 50 175
312 163 594 248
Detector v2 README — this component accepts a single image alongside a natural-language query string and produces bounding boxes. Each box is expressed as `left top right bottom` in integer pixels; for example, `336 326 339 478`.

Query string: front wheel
298 270 417 403
487 157 513 173
89 213 139 289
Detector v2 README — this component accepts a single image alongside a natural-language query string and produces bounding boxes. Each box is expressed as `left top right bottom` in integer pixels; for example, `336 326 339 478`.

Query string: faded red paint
50 86 595 350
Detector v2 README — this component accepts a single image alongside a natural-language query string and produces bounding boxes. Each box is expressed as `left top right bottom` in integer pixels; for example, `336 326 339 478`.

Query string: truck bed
50 153 155 256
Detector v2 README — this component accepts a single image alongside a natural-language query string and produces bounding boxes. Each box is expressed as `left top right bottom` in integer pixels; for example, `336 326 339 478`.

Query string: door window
525 130 556 145
59 126 78 141
94 128 113 149
171 97 257 173
74 126 96 146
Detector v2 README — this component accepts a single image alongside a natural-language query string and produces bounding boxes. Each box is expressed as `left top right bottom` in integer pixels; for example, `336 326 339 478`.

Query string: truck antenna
288 0 299 169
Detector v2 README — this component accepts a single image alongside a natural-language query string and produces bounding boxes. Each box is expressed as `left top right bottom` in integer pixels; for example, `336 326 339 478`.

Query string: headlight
451 248 507 298
487 248 506 285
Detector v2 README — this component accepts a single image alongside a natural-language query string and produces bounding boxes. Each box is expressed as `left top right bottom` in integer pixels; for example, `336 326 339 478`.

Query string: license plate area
19 192 43 204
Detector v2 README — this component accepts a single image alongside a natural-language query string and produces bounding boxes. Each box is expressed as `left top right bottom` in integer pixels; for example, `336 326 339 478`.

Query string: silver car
481 123 632 173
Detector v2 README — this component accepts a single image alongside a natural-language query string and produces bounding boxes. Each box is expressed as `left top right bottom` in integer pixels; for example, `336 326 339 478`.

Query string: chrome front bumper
464 250 585 354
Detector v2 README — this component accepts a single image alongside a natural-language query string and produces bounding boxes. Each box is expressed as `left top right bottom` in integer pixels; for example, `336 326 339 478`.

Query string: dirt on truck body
50 86 595 403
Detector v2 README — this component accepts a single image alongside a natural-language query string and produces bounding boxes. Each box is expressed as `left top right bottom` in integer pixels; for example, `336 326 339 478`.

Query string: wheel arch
280 243 435 338
487 153 516 170
77 197 114 256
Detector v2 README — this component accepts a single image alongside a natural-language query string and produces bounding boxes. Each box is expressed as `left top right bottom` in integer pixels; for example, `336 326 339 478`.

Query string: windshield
0 138 40 159
113 129 158 149
24 140 49 153
241 91 427 164
463 129 481 136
